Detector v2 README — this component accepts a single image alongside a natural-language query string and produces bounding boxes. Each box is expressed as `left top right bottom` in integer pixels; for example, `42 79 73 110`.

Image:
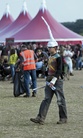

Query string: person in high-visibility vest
20 44 37 97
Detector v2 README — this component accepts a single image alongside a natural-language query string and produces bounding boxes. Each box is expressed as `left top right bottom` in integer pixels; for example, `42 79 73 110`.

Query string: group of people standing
0 41 83 125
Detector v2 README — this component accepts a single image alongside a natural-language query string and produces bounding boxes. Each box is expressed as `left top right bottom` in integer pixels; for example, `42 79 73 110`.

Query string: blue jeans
76 57 82 70
10 64 15 82
24 69 37 96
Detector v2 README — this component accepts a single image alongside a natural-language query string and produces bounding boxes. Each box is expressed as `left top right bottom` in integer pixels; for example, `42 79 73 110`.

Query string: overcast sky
0 0 83 22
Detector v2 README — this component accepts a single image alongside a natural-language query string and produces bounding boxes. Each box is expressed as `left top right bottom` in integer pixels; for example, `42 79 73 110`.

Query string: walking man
30 40 67 124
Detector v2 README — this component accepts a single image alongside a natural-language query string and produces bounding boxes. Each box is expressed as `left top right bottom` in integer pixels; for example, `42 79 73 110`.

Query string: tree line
61 19 83 36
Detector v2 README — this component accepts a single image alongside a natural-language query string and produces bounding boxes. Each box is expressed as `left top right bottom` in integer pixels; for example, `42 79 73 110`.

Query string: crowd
0 41 83 125
0 42 83 93
0 43 83 82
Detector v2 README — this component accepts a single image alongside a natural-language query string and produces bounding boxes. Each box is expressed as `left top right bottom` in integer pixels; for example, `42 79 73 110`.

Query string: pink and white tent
0 4 14 33
0 2 32 42
0 0 83 44
11 0 83 45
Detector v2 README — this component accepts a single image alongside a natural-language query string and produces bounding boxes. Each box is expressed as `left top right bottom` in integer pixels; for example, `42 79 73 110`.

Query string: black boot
30 117 44 125
32 92 36 97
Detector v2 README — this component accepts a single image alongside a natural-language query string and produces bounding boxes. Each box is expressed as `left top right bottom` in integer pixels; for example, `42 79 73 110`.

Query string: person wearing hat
30 39 67 124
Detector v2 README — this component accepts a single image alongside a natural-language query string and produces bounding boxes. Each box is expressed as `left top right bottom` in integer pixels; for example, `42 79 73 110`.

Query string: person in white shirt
63 45 74 76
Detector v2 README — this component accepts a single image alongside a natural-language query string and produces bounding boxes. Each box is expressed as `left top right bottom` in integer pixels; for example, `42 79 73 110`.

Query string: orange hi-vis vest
20 50 36 70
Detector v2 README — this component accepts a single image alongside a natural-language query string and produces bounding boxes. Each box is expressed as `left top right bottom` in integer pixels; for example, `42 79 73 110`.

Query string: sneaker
57 118 67 124
23 94 30 97
30 118 44 125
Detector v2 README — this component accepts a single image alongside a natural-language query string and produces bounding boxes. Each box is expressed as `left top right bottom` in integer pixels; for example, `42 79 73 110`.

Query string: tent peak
22 1 28 15
5 3 10 18
40 0 47 13
41 16 54 40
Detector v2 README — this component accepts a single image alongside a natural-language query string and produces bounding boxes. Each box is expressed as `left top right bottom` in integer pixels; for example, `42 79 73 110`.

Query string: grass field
0 70 83 138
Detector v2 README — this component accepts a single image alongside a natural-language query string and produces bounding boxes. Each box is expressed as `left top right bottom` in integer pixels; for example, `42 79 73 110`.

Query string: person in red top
20 44 37 97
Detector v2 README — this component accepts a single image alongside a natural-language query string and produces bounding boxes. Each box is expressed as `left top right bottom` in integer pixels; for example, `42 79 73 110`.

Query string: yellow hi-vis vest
9 53 18 65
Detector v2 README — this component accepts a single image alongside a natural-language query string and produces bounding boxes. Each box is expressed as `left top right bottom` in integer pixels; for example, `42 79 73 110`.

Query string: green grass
0 70 83 138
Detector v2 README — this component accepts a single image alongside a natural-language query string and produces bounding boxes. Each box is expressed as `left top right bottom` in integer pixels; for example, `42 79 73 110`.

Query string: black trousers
37 79 67 121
